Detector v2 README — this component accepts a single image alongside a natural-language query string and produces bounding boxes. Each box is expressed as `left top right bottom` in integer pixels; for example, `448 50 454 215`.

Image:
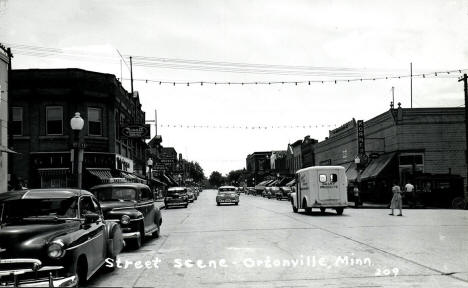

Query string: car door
136 187 156 233
79 196 106 272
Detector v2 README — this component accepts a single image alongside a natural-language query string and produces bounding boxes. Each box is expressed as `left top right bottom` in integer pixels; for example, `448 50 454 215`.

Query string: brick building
314 105 466 206
9 68 149 189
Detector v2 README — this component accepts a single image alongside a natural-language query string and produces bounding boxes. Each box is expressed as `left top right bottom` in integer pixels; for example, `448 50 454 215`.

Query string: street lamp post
70 112 84 189
147 158 153 181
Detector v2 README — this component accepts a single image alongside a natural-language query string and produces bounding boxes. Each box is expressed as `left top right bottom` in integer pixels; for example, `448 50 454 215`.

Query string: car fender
107 208 143 220
105 221 124 258
291 192 297 208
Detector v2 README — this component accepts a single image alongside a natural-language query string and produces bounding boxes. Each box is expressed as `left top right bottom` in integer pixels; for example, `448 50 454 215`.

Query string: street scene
1 0 468 287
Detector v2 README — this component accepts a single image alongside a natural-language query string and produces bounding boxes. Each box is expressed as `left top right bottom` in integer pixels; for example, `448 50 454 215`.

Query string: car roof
0 189 93 201
90 183 150 190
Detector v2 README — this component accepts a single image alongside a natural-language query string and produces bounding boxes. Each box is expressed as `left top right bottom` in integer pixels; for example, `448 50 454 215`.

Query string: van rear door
317 171 341 201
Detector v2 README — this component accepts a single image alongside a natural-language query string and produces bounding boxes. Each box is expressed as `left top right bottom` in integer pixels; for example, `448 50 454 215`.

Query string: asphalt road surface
88 189 468 288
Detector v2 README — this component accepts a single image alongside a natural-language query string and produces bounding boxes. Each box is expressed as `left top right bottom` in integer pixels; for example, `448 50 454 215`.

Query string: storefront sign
357 120 365 155
120 124 151 139
116 154 134 173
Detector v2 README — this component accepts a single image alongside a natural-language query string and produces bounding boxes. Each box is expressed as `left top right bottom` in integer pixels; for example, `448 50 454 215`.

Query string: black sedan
90 182 162 249
0 189 124 287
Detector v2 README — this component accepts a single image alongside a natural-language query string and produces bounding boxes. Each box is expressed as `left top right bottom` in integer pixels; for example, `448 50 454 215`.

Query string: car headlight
121 215 131 225
48 241 65 259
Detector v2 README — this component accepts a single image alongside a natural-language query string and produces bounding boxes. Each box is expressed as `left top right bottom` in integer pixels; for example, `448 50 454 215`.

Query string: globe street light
70 112 84 189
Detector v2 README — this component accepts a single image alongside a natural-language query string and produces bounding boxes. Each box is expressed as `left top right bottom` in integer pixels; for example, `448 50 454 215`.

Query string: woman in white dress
389 181 403 216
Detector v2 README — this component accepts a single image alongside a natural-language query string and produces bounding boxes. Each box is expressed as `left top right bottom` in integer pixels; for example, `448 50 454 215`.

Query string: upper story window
46 106 63 135
12 107 23 136
88 107 102 136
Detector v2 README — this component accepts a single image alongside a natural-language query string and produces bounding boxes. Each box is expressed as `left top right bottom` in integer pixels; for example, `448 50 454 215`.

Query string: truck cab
291 166 348 215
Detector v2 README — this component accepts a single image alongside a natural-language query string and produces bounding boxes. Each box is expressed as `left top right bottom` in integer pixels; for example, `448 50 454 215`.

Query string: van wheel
292 206 298 213
303 200 311 214
320 208 326 214
335 208 344 215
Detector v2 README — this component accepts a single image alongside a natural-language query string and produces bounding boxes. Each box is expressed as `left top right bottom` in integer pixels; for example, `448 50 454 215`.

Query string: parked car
216 186 239 205
276 186 292 200
188 187 198 200
262 187 277 199
187 190 195 202
90 182 162 249
0 188 124 287
165 187 189 208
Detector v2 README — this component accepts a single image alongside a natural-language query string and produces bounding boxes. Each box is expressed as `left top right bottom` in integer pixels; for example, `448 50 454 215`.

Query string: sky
1 0 468 176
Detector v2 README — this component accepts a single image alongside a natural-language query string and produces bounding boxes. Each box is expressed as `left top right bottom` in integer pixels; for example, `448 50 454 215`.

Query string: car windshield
167 189 187 195
92 187 137 202
219 187 236 194
0 197 78 223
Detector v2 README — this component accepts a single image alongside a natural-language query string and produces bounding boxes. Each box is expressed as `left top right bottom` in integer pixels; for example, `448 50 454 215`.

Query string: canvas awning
285 179 296 187
149 178 167 186
119 171 146 183
360 153 396 180
0 146 19 154
37 168 69 176
87 168 113 182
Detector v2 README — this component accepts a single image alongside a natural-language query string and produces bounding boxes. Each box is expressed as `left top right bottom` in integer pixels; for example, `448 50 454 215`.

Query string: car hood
100 201 136 213
0 222 79 257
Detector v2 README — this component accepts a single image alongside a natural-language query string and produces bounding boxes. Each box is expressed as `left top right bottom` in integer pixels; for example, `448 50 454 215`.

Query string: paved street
88 189 468 288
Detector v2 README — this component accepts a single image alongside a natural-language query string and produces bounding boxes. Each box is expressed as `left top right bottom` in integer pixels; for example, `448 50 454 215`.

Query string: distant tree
185 161 205 183
209 171 225 187
226 169 245 186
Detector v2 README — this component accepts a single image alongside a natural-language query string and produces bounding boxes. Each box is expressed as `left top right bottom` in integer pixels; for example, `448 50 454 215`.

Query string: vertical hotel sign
357 120 365 155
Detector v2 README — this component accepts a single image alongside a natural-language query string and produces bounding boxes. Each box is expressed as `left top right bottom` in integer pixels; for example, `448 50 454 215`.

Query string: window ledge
84 136 109 140
12 136 30 140
39 135 69 140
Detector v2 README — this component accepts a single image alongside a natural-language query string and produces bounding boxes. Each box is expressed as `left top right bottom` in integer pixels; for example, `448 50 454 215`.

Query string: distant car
216 186 239 205
0 189 124 287
187 190 195 202
276 186 292 200
165 187 189 208
90 182 162 249
262 187 276 199
188 187 198 200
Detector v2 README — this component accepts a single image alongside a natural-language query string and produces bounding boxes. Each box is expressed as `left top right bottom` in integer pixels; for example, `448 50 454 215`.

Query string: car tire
217 202 220 206
184 204 188 208
75 256 88 287
335 208 344 215
320 208 326 214
152 222 161 238
292 205 298 213
235 202 239 205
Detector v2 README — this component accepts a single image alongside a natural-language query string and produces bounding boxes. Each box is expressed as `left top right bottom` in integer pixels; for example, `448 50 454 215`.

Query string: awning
37 168 69 176
285 179 296 187
119 171 146 183
361 153 395 180
149 178 167 186
87 168 113 183
345 162 359 182
339 162 352 171
267 180 280 186
166 174 179 185
0 146 19 154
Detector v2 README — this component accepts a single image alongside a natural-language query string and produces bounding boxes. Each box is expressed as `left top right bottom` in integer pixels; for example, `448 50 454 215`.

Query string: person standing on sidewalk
353 182 361 208
389 181 403 216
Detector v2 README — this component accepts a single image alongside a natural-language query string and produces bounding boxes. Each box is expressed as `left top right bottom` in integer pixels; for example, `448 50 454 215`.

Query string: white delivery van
291 166 348 215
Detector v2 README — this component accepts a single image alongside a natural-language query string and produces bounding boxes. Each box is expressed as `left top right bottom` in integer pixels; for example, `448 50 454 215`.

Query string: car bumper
122 231 141 240
1 274 77 288
166 201 188 206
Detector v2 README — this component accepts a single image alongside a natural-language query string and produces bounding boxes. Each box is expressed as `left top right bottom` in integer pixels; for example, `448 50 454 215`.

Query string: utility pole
459 74 468 200
410 62 413 108
155 109 157 136
129 56 134 94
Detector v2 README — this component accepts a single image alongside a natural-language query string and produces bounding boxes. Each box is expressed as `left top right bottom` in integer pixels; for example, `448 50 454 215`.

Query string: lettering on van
300 174 309 191
319 173 339 189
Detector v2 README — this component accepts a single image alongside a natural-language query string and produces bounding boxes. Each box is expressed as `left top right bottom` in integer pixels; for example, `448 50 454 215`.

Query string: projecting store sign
357 120 365 155
120 124 151 139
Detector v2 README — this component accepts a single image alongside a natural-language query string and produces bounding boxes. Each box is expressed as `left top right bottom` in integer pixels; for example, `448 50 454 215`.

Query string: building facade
314 105 466 206
10 68 149 189
0 45 11 192
246 151 272 185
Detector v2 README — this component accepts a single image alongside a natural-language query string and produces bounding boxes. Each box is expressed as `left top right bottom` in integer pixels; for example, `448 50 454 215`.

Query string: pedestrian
389 181 403 216
353 183 360 208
